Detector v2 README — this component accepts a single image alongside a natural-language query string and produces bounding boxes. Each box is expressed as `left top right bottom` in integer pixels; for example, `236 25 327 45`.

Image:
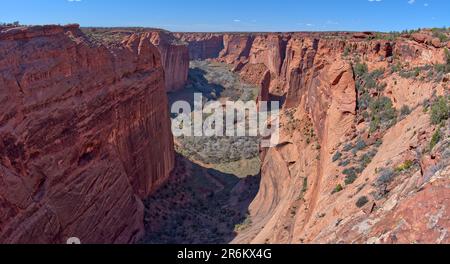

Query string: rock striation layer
150 31 189 92
0 25 175 244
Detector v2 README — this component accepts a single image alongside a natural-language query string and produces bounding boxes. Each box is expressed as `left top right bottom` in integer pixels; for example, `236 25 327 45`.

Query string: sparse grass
82 28 131 46
214 157 261 178
177 135 260 165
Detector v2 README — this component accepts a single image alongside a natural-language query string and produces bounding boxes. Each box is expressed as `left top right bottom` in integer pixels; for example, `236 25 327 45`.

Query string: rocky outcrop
177 31 449 244
150 31 189 92
0 25 175 243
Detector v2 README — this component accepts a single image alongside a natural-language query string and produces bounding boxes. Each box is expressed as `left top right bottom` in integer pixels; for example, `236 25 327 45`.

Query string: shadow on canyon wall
141 156 260 244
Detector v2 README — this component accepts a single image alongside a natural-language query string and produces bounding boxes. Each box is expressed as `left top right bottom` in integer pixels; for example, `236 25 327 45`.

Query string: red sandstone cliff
150 31 189 92
0 25 175 243
177 31 450 244
173 33 224 60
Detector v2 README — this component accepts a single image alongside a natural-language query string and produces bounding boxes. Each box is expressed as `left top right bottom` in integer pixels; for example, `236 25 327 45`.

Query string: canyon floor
142 61 261 244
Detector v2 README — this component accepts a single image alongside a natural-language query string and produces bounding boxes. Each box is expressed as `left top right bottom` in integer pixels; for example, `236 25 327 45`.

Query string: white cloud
408 0 415 4
368 0 382 2
68 0 82 2
233 19 241 23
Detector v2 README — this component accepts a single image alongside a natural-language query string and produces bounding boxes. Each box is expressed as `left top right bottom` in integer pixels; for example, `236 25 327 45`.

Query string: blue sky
0 0 448 32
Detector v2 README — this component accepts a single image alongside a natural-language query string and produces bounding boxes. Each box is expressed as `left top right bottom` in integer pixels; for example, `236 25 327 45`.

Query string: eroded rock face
0 25 175 243
177 31 449 244
173 33 224 60
150 31 189 92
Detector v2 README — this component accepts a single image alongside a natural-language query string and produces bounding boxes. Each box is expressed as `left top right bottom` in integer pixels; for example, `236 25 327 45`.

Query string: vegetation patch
395 160 414 173
174 61 261 177
430 96 450 125
332 151 342 163
234 215 253 232
332 184 344 194
430 129 442 151
356 196 369 208
343 167 358 185
368 96 398 133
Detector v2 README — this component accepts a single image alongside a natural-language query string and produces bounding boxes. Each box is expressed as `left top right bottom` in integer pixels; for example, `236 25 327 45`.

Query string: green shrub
359 151 375 169
446 48 450 64
343 143 354 152
435 48 450 73
354 138 367 152
354 62 368 77
332 151 343 162
375 168 395 187
395 160 414 173
332 184 344 194
234 215 252 232
430 129 442 150
343 168 358 185
369 97 398 132
358 93 371 110
439 33 448 42
391 63 402 73
400 105 411 117
356 196 369 208
374 139 383 148
302 177 308 193
369 69 385 79
370 116 381 133
364 75 377 89
430 96 449 125
435 63 450 73
338 159 350 167
343 46 351 57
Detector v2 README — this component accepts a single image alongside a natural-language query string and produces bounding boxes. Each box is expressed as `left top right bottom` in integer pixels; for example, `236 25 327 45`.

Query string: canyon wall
178 31 450 244
150 31 189 92
0 25 175 243
174 33 224 60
